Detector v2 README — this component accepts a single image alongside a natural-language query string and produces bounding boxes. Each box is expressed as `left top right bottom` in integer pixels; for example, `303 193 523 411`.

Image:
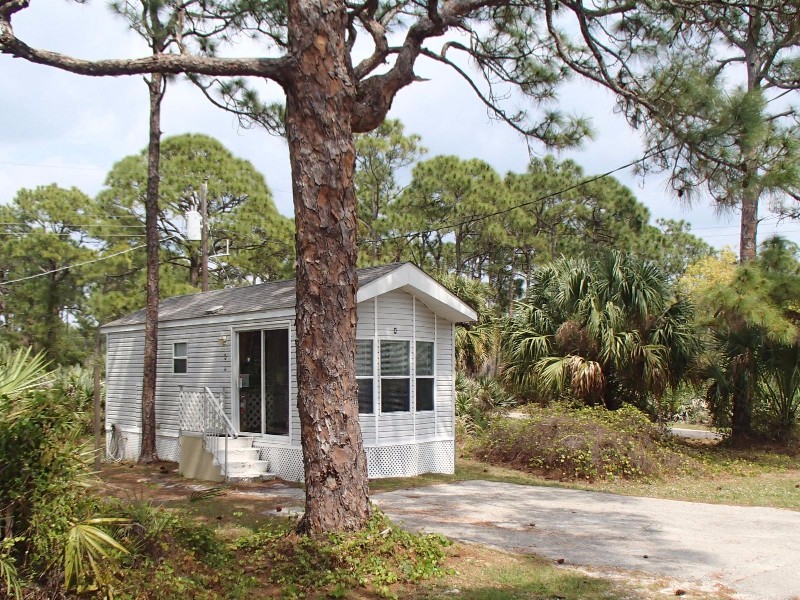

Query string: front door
237 329 289 435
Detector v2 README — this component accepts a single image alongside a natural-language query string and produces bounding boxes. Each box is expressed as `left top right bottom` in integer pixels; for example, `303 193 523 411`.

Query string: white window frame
173 342 188 374
380 339 411 413
415 340 435 412
356 339 375 414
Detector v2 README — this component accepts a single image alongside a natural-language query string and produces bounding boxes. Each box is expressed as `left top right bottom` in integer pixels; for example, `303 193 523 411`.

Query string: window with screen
380 340 410 412
416 341 434 411
356 339 374 414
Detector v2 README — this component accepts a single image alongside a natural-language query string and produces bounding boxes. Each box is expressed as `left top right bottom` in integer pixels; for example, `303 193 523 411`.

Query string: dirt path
374 480 800 600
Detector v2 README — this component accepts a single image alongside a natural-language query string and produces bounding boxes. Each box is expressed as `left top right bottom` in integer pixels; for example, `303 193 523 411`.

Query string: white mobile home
101 263 477 481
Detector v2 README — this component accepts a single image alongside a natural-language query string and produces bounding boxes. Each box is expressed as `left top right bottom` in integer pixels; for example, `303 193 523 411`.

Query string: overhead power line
0 161 106 172
0 239 173 286
0 233 146 238
357 144 680 246
0 222 144 228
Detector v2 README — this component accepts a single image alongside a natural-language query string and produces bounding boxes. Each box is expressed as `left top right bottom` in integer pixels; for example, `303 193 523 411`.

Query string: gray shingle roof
103 263 405 328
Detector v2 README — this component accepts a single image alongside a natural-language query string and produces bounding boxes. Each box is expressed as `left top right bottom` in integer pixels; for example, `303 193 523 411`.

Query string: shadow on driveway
374 480 800 600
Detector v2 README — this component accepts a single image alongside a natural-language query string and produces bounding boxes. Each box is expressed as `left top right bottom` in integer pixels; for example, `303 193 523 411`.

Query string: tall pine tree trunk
739 195 758 263
139 72 164 464
739 168 759 264
286 0 370 535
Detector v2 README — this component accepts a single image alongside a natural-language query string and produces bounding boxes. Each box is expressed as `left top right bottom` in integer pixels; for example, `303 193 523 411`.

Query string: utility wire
0 233 146 238
356 144 679 246
0 239 171 286
0 222 144 228
0 161 106 171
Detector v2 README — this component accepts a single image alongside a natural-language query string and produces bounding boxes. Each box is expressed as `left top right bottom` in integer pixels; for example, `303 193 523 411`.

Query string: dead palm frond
189 486 226 503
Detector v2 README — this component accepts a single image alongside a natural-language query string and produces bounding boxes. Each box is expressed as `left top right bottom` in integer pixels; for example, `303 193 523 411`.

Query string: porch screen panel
238 331 262 434
264 329 290 435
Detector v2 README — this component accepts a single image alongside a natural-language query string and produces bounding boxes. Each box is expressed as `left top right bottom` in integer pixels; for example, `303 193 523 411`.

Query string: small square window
173 342 187 374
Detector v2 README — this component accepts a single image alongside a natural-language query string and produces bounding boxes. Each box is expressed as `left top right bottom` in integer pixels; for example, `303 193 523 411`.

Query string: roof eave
357 263 478 323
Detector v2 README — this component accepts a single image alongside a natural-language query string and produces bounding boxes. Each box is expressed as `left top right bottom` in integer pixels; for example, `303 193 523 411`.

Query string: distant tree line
0 126 711 366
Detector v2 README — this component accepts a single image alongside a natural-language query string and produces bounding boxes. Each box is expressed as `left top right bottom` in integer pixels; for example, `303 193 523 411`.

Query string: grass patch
410 544 630 600
588 440 800 508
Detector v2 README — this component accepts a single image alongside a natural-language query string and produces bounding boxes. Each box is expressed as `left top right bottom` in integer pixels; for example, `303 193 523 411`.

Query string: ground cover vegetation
0 6 798 592
0 347 466 599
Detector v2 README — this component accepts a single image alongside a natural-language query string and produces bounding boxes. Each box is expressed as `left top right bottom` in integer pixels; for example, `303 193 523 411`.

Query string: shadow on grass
412 548 627 600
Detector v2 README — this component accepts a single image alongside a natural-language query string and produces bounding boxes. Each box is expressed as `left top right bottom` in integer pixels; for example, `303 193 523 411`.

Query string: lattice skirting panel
252 440 454 482
253 444 304 482
106 431 182 462
366 440 454 479
156 434 181 462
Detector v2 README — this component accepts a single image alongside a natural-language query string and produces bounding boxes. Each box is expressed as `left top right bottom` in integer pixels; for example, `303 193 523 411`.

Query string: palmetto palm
0 345 51 400
502 253 700 411
439 272 501 376
700 239 800 441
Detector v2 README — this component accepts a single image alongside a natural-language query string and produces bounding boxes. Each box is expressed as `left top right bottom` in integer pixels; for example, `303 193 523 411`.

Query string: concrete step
222 436 255 450
204 435 254 451
212 448 261 464
227 473 276 482
224 460 273 480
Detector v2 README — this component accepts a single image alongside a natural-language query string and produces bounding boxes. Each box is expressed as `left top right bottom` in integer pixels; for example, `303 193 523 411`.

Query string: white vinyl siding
105 288 457 459
105 332 144 431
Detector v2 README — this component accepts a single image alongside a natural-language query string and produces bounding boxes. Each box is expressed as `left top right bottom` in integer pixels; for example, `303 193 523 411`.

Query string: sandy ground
374 480 800 600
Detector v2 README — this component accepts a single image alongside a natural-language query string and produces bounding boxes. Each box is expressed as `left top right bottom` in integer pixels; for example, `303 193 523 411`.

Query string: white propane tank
185 209 202 241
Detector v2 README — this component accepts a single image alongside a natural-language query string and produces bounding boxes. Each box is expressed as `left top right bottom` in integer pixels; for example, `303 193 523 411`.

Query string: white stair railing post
198 387 236 480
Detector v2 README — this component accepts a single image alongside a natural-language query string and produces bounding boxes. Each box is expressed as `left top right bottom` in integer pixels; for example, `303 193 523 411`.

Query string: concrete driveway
374 481 800 600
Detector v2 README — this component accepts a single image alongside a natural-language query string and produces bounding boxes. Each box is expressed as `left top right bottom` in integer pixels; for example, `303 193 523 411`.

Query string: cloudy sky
2 2 798 254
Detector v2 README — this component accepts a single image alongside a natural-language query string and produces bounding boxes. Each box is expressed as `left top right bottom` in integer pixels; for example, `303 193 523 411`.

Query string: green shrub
0 366 99 569
456 374 513 436
476 405 685 481
109 502 249 600
51 364 98 435
235 510 450 598
0 345 123 597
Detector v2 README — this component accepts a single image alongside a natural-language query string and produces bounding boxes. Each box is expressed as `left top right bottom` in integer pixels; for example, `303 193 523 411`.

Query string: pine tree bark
739 166 759 264
139 72 164 464
286 0 371 535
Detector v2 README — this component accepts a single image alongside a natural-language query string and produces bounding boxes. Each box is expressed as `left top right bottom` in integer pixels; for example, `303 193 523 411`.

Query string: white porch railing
179 387 237 478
